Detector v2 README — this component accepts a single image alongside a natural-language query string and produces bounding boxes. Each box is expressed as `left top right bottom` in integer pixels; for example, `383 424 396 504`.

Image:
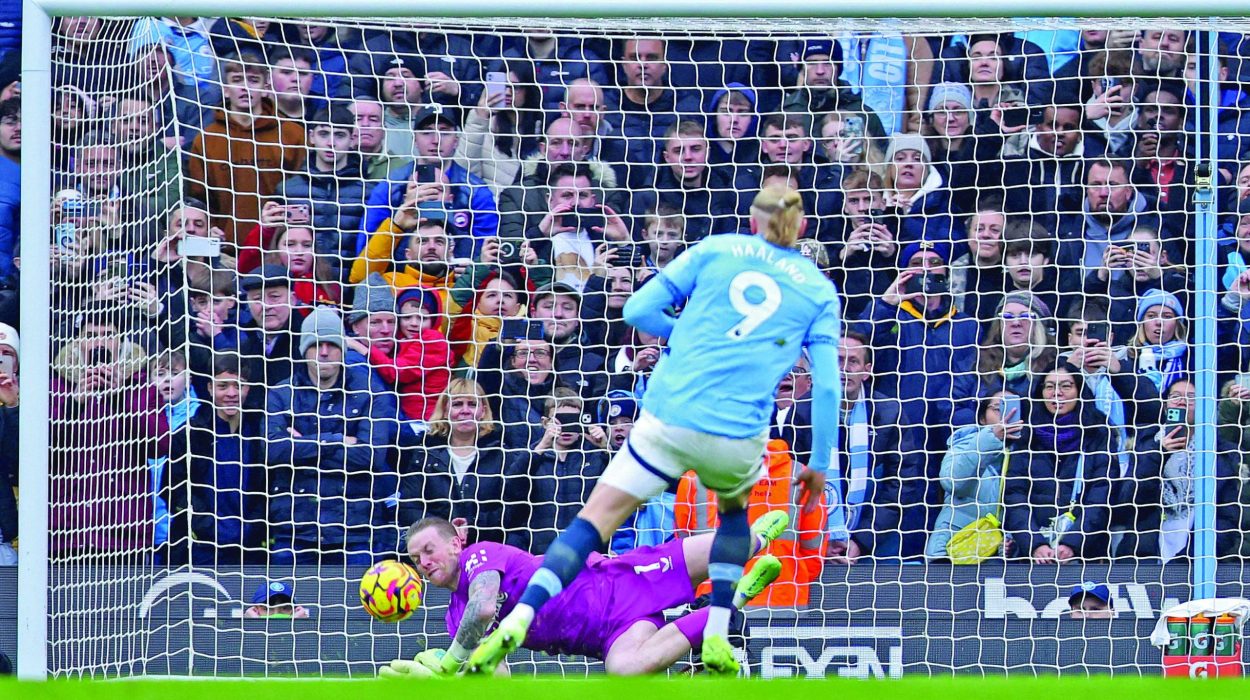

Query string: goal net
15 11 1250 678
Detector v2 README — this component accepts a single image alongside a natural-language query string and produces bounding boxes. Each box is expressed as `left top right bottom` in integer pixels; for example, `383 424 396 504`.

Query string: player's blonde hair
750 185 805 248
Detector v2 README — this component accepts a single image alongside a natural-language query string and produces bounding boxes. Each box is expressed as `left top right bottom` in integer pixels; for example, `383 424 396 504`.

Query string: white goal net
11 11 1250 678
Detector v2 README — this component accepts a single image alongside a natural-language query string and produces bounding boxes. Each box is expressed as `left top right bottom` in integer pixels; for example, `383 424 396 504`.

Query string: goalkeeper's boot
701 633 741 677
466 608 531 675
734 554 782 607
750 510 789 549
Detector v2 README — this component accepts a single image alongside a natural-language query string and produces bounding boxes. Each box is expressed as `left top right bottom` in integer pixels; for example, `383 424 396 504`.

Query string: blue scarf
1222 249 1247 292
1033 411 1082 453
1087 369 1129 476
828 397 872 542
1137 340 1188 394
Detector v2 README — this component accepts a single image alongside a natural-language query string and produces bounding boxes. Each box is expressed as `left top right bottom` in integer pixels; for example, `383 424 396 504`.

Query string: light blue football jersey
639 234 841 439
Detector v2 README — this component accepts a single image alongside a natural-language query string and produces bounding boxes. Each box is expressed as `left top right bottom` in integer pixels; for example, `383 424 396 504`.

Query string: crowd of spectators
1 20 1249 571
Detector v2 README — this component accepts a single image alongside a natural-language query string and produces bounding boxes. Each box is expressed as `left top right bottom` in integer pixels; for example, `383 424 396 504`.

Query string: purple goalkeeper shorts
587 538 697 658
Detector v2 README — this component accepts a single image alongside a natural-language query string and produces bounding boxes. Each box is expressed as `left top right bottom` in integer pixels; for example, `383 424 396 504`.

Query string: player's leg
679 511 788 591
467 421 679 673
700 493 753 675
603 620 692 676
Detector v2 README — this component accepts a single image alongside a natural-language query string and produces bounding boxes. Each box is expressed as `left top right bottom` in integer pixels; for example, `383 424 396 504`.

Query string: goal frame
16 0 1230 680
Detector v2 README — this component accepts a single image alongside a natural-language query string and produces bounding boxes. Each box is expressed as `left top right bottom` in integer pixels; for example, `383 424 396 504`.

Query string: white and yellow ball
359 560 423 623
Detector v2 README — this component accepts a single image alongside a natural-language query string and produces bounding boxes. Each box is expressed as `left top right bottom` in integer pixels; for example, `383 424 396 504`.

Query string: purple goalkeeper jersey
446 539 697 659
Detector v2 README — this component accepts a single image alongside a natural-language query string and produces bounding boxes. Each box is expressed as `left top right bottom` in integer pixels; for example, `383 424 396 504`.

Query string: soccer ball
359 560 423 623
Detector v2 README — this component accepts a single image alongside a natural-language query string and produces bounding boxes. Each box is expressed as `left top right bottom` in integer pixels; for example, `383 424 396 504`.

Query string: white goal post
15 0 1241 681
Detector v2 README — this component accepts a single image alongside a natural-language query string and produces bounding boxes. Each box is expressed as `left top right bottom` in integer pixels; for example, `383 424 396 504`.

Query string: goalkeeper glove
379 646 466 679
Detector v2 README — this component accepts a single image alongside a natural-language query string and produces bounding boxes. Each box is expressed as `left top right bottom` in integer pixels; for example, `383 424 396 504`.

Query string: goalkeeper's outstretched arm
444 570 502 672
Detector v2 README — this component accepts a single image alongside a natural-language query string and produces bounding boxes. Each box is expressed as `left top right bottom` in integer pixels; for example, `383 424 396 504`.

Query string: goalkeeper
381 514 787 678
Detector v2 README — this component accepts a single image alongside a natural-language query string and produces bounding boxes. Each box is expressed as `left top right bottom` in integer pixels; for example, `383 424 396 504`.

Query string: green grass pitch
2 676 1250 699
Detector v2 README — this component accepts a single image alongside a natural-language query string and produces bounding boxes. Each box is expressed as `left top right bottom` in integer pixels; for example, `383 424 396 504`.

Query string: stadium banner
1 564 1245 676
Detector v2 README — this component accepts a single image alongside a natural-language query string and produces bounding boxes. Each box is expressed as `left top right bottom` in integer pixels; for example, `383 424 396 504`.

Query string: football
359 560 424 623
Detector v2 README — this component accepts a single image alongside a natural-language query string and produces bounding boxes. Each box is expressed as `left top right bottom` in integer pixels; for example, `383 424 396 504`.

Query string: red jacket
369 328 452 421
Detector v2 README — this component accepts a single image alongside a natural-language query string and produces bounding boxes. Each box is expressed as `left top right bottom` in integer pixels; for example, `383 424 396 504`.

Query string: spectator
497 116 624 244
602 391 677 553
603 37 701 190
846 32 941 133
631 120 738 242
173 269 241 396
0 98 17 277
1000 221 1061 320
502 387 608 553
375 54 428 159
1217 375 1250 477
238 264 305 386
110 94 182 221
447 258 536 370
128 40 212 151
966 292 1058 421
49 305 166 561
498 31 611 112
829 169 899 320
852 240 980 556
782 39 885 139
275 105 367 279
128 17 219 101
165 353 266 565
263 225 342 306
1119 378 1242 560
881 132 963 245
185 50 306 246
361 27 487 110
352 208 459 322
1135 29 1188 79
1056 159 1157 290
149 349 200 548
1116 288 1191 396
1083 225 1189 346
1067 582 1115 619
343 271 399 372
0 323 17 565
346 276 451 425
1061 301 1164 489
397 378 509 545
830 333 924 562
1081 51 1138 156
292 21 371 101
267 46 321 124
638 205 686 275
999 100 1094 219
528 282 608 399
456 61 543 197
559 78 624 172
705 83 759 168
927 392 1021 561
1004 363 1114 563
347 97 394 180
924 82 1005 214
960 33 1036 123
265 306 399 564
607 326 663 397
949 198 1009 325
362 105 500 259
244 581 311 619
491 335 562 449
531 163 629 288
1181 41 1250 167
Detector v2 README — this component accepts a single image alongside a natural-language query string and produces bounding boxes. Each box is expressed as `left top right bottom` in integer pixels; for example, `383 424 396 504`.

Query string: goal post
13 2 1245 680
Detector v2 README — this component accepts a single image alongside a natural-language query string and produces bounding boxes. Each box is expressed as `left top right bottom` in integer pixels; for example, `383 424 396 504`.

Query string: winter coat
502 442 608 553
165 409 268 564
397 431 511 544
927 425 1008 559
184 105 306 245
264 363 399 554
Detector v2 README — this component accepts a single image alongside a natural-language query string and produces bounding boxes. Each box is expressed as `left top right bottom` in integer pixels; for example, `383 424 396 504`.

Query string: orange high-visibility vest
675 438 827 606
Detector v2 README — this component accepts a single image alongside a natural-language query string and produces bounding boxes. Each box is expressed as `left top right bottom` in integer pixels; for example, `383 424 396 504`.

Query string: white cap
0 323 19 359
